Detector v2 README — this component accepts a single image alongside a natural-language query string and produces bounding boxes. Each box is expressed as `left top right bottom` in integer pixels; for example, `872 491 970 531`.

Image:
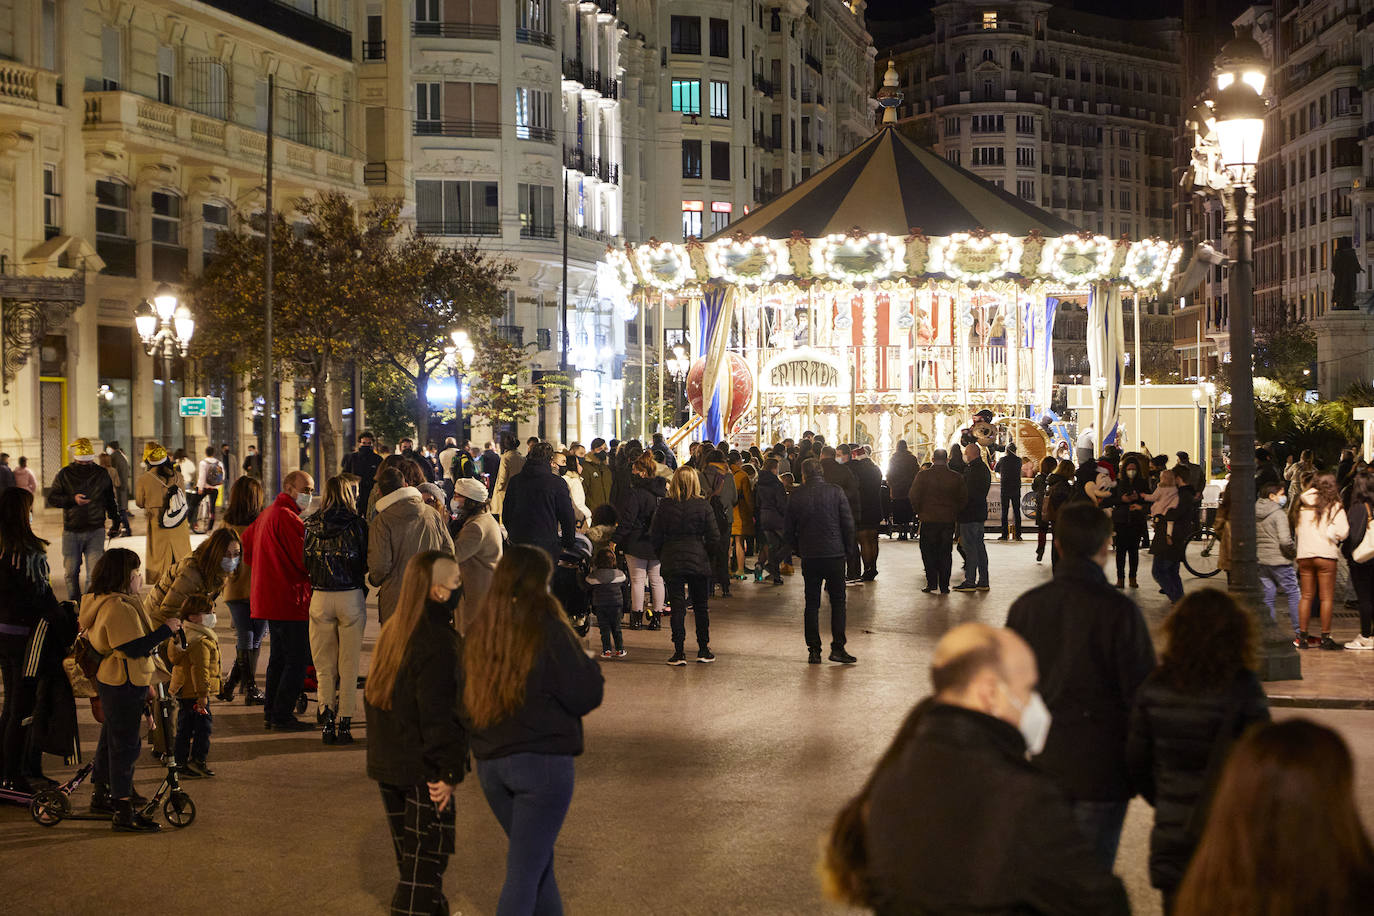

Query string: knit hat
143 441 168 465
69 437 96 461
453 477 489 503
418 482 446 505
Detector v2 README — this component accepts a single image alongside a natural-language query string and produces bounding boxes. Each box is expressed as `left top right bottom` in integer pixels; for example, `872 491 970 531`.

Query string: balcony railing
414 119 501 138
752 75 775 97
563 57 584 83
362 40 386 60
804 52 823 74
201 0 352 59
416 219 501 237
564 145 586 172
520 224 557 239
363 162 387 184
0 59 60 107
412 21 500 40
495 324 524 347
518 125 556 143
516 27 554 47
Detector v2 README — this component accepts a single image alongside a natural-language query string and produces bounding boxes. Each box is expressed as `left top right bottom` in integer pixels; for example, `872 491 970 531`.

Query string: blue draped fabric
697 287 728 442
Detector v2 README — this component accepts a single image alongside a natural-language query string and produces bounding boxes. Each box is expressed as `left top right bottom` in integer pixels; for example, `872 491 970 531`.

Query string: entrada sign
759 349 850 393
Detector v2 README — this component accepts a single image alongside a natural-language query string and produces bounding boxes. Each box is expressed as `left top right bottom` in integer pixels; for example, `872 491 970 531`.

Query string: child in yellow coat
167 594 221 778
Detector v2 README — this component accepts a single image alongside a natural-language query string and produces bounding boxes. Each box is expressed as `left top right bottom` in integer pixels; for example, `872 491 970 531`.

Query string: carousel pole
657 292 665 438
639 293 647 441
1006 282 1019 410
755 290 764 446
1134 293 1143 452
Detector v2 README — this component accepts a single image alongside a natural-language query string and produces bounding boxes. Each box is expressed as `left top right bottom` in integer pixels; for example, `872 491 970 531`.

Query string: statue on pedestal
1332 237 1362 311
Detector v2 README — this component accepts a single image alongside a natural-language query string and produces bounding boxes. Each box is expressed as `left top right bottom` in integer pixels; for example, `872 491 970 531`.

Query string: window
151 191 181 245
416 82 441 129
682 140 702 179
682 201 703 238
415 179 500 235
1017 179 1034 201
95 180 130 238
981 49 994 63
709 18 729 57
983 11 997 29
517 0 547 32
1120 190 1131 209
515 87 552 141
946 148 961 166
414 0 439 23
254 78 270 131
40 0 58 71
971 114 1003 133
156 45 174 104
43 164 60 237
1016 115 1034 134
710 80 729 118
944 116 960 135
518 183 555 238
187 59 228 119
671 16 701 54
282 89 328 149
671 78 701 115
710 140 730 180
100 26 121 90
710 201 731 234
1016 146 1034 167
971 146 1004 166
202 202 229 267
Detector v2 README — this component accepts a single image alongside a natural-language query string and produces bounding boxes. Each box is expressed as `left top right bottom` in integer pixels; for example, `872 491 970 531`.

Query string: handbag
71 633 106 681
1352 503 1374 564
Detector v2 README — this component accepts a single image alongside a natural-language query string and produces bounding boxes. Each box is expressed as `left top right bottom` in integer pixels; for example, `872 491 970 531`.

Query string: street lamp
666 344 691 426
134 283 194 448
444 328 475 447
1191 27 1299 680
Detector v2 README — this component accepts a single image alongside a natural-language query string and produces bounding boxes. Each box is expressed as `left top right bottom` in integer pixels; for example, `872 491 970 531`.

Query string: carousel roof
711 125 1080 241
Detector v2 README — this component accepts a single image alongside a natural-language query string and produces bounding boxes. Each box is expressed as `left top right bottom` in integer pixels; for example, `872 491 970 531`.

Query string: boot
647 610 661 631
217 658 241 702
243 648 265 705
629 612 643 630
112 798 161 832
321 706 337 745
90 784 116 815
334 717 354 746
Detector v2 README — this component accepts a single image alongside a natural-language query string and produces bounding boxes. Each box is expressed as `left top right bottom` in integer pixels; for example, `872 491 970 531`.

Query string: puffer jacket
851 457 884 528
580 453 615 510
168 620 223 699
1255 497 1295 566
585 567 626 607
752 469 788 532
368 486 455 622
650 497 720 579
1293 488 1349 560
612 474 666 560
46 461 118 531
1126 668 1270 893
143 557 223 629
305 504 369 591
784 478 856 560
79 592 170 687
885 447 919 502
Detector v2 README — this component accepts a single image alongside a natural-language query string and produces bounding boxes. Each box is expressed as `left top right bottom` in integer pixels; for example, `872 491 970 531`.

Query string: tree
363 240 515 443
1255 324 1317 391
188 193 406 472
465 337 568 430
361 361 421 447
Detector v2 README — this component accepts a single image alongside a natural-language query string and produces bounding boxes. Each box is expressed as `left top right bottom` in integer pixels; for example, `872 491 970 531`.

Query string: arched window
1011 50 1022 69
982 48 994 63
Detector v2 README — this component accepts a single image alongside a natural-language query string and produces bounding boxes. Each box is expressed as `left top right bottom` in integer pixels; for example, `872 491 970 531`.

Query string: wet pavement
4 512 1373 914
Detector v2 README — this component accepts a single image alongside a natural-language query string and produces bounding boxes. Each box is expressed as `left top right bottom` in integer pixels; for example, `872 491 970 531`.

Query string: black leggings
1115 522 1145 580
1349 560 1374 638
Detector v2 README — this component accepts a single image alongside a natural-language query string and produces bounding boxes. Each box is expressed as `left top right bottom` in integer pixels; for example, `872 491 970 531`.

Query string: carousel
598 65 1183 468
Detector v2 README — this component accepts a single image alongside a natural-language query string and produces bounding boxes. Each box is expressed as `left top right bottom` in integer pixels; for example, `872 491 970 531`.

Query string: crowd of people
3 424 1374 914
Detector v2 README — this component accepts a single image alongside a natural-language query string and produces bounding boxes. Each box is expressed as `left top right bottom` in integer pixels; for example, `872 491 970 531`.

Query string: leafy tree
465 337 568 430
1254 324 1317 391
361 362 421 447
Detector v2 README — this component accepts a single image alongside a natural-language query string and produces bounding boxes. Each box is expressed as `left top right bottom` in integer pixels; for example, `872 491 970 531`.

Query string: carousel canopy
710 125 1080 241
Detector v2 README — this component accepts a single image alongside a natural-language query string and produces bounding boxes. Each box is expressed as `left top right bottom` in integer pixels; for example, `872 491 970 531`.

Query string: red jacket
245 492 311 621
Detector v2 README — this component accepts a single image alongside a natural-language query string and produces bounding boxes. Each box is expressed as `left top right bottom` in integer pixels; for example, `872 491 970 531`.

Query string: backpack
160 481 189 528
704 468 731 531
205 460 224 487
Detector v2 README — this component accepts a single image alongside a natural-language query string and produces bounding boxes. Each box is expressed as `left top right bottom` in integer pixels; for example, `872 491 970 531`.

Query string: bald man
862 624 1128 915
244 470 316 730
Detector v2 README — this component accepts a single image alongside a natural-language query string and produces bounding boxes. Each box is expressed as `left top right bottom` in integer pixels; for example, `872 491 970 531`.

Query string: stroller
552 534 594 637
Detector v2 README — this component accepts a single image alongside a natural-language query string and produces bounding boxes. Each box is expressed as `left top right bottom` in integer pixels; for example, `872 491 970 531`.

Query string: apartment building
880 1 1181 251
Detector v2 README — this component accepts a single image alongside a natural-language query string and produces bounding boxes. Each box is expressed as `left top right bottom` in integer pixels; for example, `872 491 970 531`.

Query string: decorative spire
876 58 902 126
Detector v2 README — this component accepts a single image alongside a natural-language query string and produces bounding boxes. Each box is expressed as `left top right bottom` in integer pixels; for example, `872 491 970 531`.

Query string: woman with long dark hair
142 526 241 629
80 547 182 831
650 467 722 665
614 452 667 631
217 475 265 703
365 551 468 916
1127 589 1270 912
305 475 369 744
1109 454 1150 588
461 545 603 915
1292 472 1349 650
1174 719 1374 916
1341 467 1374 650
0 488 58 791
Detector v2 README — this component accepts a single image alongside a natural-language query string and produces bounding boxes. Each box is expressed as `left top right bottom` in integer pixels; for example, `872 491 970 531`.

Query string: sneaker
939 587 950 594
920 586 937 594
184 759 216 779
601 649 616 659
975 584 990 592
1344 634 1374 650
860 571 878 582
1294 633 1310 649
952 582 978 592
1319 636 1345 651
696 648 715 663
770 577 784 586
666 651 688 666
614 649 628 658
1306 634 1323 648
828 649 858 664
808 648 822 664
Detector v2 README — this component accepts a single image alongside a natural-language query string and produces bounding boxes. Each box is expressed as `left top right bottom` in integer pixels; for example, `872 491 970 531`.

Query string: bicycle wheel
1183 526 1221 578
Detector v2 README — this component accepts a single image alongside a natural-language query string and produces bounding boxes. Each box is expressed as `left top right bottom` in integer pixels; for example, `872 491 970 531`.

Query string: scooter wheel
30 788 70 827
294 694 308 715
163 792 196 828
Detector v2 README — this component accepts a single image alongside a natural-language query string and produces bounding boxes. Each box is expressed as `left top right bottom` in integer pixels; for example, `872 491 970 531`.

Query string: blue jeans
226 599 266 651
1259 564 1301 633
477 753 576 916
1152 555 1184 602
1071 799 1128 872
62 528 106 600
958 521 988 586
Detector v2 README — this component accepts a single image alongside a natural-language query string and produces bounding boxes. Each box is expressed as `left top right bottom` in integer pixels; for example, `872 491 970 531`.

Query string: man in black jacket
1005 500 1157 870
399 437 435 483
995 443 1024 541
850 446 884 581
784 459 856 665
954 444 992 592
342 431 384 511
46 437 118 600
884 440 920 540
864 622 1129 915
502 441 577 562
753 458 788 585
819 446 862 581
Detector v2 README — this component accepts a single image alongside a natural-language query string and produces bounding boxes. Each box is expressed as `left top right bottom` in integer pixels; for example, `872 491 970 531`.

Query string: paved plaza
3 509 1373 915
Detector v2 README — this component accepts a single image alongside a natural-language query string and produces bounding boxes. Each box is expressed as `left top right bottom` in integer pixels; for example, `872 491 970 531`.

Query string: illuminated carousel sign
760 349 850 393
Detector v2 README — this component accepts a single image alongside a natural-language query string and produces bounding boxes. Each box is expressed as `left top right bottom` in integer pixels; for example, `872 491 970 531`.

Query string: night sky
864 0 1189 23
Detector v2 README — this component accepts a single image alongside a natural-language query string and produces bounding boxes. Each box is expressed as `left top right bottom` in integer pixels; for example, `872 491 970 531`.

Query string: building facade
880 1 1181 248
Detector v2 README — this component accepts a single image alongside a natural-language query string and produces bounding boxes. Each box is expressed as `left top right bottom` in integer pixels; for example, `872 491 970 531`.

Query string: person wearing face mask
1108 455 1150 589
822 622 1128 915
1255 481 1301 641
243 470 317 731
142 527 242 631
304 475 370 744
449 477 504 633
369 468 455 626
166 594 222 779
365 552 469 916
1005 500 1156 871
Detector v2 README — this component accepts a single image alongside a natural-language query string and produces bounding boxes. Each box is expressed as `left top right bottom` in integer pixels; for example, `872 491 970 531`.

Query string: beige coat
492 449 526 516
79 592 164 687
142 557 225 629
453 511 503 632
135 467 192 584
367 487 454 622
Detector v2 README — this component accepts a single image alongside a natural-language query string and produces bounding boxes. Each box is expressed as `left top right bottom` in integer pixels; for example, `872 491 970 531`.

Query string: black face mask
428 591 460 618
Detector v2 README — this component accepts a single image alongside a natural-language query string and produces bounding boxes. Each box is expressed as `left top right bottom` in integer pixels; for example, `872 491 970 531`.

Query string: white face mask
450 497 465 514
1277 494 1289 508
199 612 217 629
295 491 312 511
1126 469 1137 478
221 556 240 574
105 447 113 455
1003 684 1053 756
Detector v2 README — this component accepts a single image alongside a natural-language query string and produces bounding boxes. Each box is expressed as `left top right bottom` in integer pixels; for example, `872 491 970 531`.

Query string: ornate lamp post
134 283 194 448
666 343 691 425
1191 28 1300 680
444 328 474 446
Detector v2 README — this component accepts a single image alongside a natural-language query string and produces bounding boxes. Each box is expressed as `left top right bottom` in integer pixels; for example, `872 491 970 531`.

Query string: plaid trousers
380 782 456 916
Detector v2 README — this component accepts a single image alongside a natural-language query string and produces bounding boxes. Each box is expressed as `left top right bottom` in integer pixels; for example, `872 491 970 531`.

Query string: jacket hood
183 620 216 642
1255 498 1281 521
586 568 621 584
375 486 422 514
634 475 667 497
310 504 362 536
78 591 136 631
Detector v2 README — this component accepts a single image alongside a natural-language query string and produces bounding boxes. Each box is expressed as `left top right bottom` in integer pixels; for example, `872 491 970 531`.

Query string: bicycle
1183 524 1221 578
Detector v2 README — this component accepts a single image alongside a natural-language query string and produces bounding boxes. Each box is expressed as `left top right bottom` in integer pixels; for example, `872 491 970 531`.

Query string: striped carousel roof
711 125 1080 241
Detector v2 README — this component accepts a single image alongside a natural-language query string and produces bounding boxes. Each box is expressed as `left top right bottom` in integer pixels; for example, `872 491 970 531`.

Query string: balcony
804 52 823 74
753 75 775 98
517 125 555 143
200 0 352 59
516 27 554 48
0 59 61 110
495 324 524 347
563 57 584 83
586 156 620 184
411 21 500 40
564 145 586 172
152 243 188 283
362 40 386 61
363 162 387 184
520 224 556 239
414 119 501 138
416 219 501 237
